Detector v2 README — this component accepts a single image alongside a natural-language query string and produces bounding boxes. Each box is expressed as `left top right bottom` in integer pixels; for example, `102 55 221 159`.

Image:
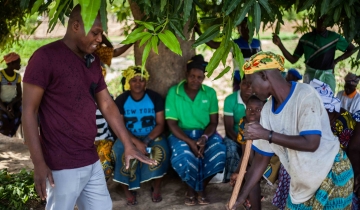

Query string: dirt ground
0 132 278 210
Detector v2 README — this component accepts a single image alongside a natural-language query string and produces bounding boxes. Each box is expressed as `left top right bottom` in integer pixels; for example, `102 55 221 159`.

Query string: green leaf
48 0 60 19
221 41 232 66
200 16 218 24
151 36 159 54
169 20 186 40
298 0 315 12
158 30 182 55
188 4 197 32
139 33 152 47
160 0 167 12
206 46 225 77
333 7 342 22
31 0 43 15
234 0 254 26
134 20 155 31
223 18 233 49
232 41 244 78
20 0 30 9
192 24 221 47
213 66 231 80
344 4 351 18
48 0 70 33
258 0 273 19
254 2 261 34
183 0 193 22
320 0 329 16
225 0 241 15
275 20 281 34
79 0 101 35
100 0 108 33
142 41 152 70
122 32 150 44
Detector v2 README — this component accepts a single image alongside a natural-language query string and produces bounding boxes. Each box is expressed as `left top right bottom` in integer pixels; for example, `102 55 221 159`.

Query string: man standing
337 72 360 113
22 5 155 210
230 51 353 210
273 17 355 92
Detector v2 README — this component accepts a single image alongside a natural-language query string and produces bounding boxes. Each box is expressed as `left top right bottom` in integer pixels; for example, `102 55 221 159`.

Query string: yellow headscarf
122 66 150 91
243 51 285 75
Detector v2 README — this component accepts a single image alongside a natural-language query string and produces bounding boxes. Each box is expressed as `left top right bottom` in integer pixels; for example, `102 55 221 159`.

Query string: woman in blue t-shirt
112 66 169 205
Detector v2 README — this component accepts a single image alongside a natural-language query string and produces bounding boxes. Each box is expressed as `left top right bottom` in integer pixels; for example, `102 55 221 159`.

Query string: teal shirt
165 80 219 130
223 90 246 133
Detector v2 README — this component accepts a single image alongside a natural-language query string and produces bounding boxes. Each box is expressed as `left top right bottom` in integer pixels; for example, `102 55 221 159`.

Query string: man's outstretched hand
124 145 157 169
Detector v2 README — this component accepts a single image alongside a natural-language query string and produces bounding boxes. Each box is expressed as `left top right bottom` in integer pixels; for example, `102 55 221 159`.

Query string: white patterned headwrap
309 79 340 113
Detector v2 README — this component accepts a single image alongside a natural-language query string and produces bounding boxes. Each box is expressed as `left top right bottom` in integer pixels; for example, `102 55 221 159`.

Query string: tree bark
129 1 196 97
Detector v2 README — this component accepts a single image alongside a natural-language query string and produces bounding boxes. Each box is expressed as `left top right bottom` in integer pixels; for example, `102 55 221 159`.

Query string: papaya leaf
183 0 193 22
151 36 159 54
258 0 273 19
213 66 231 80
254 2 261 34
139 33 152 47
234 0 254 26
160 0 167 12
169 20 186 40
100 0 108 33
232 41 244 78
135 20 155 31
122 32 150 44
142 41 152 71
225 0 241 15
192 24 221 47
79 0 101 35
206 46 225 78
31 0 43 15
158 30 182 55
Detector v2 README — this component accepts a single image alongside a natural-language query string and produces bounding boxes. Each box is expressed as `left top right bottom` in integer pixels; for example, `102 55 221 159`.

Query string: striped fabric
95 109 114 141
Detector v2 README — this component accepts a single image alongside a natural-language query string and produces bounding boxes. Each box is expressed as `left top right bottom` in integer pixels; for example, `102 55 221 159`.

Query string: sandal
126 191 138 205
185 196 197 206
151 187 162 202
197 196 210 205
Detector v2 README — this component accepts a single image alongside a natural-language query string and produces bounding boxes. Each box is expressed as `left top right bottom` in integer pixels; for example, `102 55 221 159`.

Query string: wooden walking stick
227 139 253 210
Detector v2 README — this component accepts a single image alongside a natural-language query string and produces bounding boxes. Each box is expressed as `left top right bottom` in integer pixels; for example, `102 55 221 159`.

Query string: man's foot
151 186 162 202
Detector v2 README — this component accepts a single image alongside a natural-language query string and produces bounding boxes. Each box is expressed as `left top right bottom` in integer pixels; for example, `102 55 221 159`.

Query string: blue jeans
45 160 112 210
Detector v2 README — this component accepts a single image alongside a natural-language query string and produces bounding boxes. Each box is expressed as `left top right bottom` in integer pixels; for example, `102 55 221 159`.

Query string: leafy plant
0 169 39 210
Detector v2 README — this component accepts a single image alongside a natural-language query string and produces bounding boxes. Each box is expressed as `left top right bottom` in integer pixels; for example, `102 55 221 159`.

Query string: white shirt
253 82 339 204
336 90 360 114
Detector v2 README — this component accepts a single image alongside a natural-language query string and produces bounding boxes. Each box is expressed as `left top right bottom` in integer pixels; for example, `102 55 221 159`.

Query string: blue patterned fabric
285 149 354 210
168 130 226 191
352 110 360 122
112 135 170 190
223 136 242 182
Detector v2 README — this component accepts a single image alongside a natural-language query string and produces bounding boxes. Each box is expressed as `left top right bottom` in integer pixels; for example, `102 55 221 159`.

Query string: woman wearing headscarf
112 66 169 205
165 55 226 206
0 52 22 137
272 79 358 210
336 72 360 114
230 51 353 210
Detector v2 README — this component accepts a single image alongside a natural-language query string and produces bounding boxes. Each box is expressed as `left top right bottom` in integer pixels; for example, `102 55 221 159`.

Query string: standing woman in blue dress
112 66 169 205
165 55 226 206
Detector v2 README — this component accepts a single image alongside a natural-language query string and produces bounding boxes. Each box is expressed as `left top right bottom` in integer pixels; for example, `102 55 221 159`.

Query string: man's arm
95 89 156 166
113 44 133 57
272 34 300 64
23 82 54 200
334 43 356 65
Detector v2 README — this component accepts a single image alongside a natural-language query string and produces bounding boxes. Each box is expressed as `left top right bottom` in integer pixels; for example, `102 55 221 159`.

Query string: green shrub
0 169 39 210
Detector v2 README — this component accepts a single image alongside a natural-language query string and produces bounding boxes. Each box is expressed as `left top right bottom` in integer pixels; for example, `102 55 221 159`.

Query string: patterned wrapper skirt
168 130 226 192
112 135 170 190
94 139 115 180
275 148 354 210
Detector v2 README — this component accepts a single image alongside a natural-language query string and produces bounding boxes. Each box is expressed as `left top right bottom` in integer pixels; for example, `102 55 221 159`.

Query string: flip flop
126 191 138 205
185 196 197 206
150 187 162 202
197 196 210 205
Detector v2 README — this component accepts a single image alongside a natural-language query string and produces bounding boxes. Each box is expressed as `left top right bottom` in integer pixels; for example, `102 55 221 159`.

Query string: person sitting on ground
336 72 360 114
165 54 226 206
229 51 353 210
0 52 22 137
112 66 169 205
195 17 261 91
273 16 355 92
223 76 252 182
285 68 302 82
230 95 266 209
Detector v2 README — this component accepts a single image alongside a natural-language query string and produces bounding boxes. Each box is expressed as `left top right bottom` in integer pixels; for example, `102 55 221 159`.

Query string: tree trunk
129 1 196 97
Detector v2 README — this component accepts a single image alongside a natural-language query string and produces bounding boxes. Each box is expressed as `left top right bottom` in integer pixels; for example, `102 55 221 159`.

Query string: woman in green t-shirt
165 55 226 206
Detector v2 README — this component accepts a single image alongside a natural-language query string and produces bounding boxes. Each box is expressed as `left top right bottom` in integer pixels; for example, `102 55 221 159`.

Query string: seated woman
0 52 22 137
223 76 252 182
272 79 358 210
165 55 226 206
112 66 169 205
